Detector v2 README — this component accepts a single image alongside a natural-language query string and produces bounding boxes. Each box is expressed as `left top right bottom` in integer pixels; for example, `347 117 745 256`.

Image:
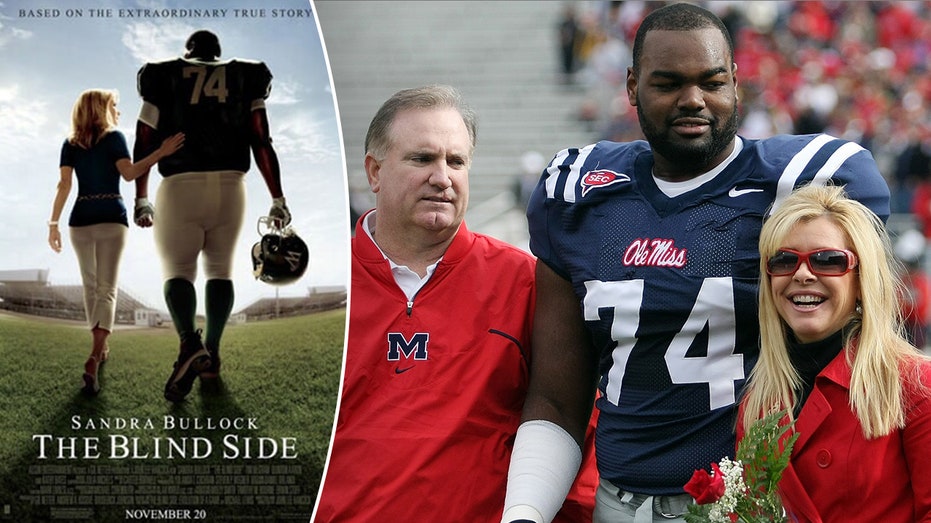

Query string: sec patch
580 169 630 197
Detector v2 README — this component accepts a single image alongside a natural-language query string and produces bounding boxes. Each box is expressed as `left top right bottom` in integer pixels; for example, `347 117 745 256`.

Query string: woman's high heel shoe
82 354 103 396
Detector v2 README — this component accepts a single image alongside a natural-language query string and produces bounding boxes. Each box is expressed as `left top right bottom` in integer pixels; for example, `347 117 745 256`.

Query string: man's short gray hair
364 84 477 160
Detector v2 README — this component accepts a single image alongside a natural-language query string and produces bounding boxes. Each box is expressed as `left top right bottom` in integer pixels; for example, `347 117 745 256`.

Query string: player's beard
638 100 740 170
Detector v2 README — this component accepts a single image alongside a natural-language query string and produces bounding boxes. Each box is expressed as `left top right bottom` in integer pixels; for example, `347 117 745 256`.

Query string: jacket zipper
406 287 424 317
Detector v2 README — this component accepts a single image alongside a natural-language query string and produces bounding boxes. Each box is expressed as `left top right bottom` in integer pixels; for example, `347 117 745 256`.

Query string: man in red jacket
312 85 596 522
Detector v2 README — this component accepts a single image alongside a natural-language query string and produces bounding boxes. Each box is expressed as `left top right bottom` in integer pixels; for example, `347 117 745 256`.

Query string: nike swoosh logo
728 187 764 197
394 366 415 374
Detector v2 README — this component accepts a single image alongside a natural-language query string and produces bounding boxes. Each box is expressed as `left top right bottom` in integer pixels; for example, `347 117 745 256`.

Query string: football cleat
200 344 221 380
164 330 211 402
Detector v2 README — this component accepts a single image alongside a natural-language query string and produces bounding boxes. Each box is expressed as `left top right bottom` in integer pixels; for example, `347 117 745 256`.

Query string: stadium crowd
563 0 930 214
558 1 931 349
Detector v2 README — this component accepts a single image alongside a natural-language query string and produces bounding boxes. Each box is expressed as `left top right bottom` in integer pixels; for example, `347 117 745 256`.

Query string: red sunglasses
766 248 858 277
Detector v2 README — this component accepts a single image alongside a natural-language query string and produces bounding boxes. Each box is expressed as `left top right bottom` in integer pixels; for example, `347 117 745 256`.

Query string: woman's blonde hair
68 89 118 149
743 183 925 439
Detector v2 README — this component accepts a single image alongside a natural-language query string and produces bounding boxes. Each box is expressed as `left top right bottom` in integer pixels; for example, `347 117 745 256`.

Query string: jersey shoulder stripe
767 134 864 214
542 141 648 203
533 134 888 219
756 133 887 219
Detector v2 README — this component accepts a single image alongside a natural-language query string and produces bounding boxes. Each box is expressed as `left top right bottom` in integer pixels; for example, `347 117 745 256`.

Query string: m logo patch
387 332 429 361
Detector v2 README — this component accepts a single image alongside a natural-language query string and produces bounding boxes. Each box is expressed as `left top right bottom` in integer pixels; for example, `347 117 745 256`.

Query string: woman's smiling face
769 216 860 344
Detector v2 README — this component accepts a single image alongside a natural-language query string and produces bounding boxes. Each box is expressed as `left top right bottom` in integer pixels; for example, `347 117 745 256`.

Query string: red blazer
741 349 931 523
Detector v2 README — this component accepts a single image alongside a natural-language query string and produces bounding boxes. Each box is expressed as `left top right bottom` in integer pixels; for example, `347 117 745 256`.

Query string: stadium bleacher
0 269 345 325
236 289 347 322
315 1 601 248
0 272 154 324
317 1 930 247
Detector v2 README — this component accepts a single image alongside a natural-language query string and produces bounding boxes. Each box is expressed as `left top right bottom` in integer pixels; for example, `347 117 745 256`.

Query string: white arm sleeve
138 101 160 130
501 420 583 523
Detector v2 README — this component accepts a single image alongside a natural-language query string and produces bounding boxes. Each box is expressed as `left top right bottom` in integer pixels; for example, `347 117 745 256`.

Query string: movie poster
0 1 347 521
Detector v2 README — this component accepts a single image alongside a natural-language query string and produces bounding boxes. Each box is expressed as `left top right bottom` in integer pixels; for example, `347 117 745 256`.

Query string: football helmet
251 216 309 286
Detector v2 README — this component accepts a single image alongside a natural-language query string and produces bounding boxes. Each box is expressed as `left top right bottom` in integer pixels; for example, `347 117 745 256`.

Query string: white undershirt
363 211 439 301
652 136 743 197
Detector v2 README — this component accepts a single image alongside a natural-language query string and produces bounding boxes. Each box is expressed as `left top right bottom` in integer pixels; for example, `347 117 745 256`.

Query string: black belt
76 193 122 201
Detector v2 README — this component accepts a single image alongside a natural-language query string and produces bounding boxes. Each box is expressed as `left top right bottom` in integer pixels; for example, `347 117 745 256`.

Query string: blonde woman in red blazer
739 184 931 523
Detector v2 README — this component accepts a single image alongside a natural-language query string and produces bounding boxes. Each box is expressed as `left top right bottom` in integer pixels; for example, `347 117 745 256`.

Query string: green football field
0 309 345 522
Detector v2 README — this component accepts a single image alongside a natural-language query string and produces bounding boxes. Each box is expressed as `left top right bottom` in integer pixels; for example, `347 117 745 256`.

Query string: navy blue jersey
137 57 272 176
60 131 130 227
527 134 890 495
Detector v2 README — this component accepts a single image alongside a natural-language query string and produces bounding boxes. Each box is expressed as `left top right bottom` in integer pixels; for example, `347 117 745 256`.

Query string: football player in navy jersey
131 30 291 402
501 4 890 523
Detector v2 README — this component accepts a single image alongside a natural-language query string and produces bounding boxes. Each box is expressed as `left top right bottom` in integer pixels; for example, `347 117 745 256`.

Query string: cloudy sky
0 0 348 314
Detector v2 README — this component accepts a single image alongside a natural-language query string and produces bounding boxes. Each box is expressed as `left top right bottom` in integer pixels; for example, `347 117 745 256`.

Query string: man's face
366 107 471 235
628 28 739 173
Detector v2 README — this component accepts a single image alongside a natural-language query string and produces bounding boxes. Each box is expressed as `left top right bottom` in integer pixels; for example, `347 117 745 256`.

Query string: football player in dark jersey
131 30 291 402
501 4 890 523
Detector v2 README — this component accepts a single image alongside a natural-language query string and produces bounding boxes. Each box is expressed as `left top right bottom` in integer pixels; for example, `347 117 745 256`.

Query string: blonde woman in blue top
48 88 183 395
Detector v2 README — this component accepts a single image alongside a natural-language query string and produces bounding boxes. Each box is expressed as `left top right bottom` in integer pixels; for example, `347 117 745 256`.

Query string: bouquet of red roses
683 409 798 523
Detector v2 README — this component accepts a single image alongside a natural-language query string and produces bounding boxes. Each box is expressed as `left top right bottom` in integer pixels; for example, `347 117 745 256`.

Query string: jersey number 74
182 65 229 104
584 277 745 411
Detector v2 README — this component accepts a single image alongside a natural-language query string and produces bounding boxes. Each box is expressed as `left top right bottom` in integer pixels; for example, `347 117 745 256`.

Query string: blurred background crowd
559 0 931 349
563 1 930 215
319 0 931 350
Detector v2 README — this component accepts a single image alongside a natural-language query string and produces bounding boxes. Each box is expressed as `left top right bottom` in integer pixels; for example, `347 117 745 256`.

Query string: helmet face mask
252 217 309 286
